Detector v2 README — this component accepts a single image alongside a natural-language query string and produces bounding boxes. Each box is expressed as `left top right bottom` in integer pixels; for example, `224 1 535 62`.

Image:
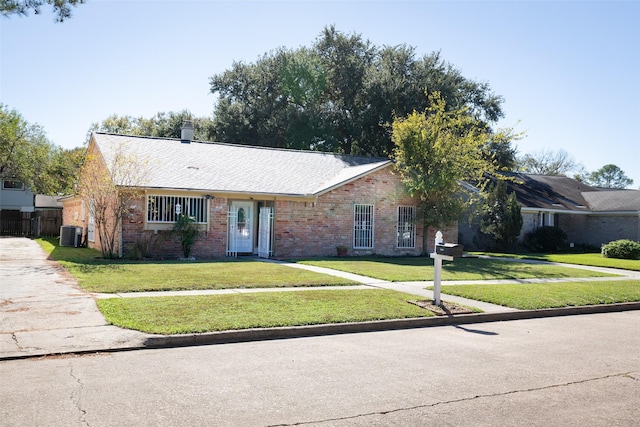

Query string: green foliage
524 226 568 253
480 180 523 250
391 92 496 252
209 26 505 156
172 215 199 258
0 103 78 195
587 164 633 188
482 128 521 171
601 239 640 260
1 0 84 22
88 110 215 143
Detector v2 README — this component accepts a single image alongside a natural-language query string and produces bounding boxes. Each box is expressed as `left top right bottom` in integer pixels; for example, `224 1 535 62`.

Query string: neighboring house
34 195 64 237
459 173 640 250
62 129 457 259
0 178 34 236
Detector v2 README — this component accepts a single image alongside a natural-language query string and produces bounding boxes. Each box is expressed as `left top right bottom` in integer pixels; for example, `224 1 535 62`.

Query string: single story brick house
459 173 640 249
62 128 456 259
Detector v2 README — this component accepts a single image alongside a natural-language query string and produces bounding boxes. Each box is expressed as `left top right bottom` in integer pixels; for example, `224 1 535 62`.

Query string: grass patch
97 289 438 334
438 280 640 310
36 238 356 293
297 256 616 282
471 252 640 272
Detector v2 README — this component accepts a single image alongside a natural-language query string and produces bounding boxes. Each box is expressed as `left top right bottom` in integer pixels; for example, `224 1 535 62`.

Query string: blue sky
1 0 639 186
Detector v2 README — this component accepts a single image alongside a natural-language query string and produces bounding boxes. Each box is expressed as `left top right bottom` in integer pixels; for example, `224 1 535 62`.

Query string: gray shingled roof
582 190 640 212
503 173 640 213
93 133 392 197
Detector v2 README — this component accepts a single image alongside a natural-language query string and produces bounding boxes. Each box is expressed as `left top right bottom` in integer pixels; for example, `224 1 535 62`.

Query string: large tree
0 104 69 195
88 110 214 142
518 148 580 176
1 0 84 21
210 26 506 156
585 164 633 189
391 92 497 254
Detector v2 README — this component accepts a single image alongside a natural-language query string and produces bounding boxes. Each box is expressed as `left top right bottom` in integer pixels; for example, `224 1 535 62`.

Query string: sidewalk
2 237 639 360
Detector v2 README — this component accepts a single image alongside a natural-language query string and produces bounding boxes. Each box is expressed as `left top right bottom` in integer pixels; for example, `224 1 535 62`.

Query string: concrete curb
144 301 640 347
4 302 639 361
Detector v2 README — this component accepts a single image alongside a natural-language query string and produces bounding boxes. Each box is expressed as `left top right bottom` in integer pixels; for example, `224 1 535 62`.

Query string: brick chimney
181 120 194 143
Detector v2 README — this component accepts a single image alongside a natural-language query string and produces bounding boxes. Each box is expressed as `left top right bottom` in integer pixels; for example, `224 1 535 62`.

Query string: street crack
11 333 22 351
69 363 90 426
269 371 638 426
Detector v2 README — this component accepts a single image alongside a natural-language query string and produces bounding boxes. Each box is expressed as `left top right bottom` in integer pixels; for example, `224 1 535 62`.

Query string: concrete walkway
2 237 639 360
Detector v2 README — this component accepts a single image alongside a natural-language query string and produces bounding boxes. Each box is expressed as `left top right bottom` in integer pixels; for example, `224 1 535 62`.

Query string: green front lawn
37 238 356 293
97 289 438 334
439 280 640 310
472 252 640 272
297 256 617 282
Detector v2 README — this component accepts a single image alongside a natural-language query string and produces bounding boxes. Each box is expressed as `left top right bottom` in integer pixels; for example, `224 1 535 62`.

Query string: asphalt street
2 311 639 426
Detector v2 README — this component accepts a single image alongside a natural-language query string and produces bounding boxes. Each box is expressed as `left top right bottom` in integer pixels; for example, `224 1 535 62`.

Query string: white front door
231 201 254 253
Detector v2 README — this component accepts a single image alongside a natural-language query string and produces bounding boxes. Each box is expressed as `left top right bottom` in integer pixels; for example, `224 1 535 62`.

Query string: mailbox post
429 231 463 306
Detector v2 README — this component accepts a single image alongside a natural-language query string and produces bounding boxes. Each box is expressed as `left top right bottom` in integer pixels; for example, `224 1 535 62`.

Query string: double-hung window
353 204 374 249
147 195 208 224
396 206 416 248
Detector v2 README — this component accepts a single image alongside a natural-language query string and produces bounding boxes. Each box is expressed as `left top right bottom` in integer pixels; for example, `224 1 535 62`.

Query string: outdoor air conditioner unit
60 225 82 247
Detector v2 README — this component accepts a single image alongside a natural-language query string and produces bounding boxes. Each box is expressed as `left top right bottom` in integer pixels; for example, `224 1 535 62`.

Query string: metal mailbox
435 243 464 258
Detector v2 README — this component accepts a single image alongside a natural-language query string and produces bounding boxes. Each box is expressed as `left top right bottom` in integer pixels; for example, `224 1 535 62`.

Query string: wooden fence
0 210 62 237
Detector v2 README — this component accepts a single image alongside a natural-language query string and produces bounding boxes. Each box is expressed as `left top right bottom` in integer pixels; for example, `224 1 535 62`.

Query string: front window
353 204 374 249
147 195 208 223
397 206 416 248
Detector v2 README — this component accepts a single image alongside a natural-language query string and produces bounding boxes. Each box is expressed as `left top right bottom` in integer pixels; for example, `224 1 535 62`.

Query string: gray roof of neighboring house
92 133 392 197
503 173 640 213
581 190 640 212
35 195 64 209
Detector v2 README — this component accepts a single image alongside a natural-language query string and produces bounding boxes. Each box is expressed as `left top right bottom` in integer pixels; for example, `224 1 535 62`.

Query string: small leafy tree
173 215 199 258
480 180 523 251
77 139 149 258
392 92 498 254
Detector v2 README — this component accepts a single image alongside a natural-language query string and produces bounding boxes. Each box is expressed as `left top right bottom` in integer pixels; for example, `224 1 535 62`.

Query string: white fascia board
313 161 393 197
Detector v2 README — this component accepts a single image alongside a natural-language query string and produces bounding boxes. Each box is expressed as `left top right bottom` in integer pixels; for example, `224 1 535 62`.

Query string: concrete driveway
0 237 148 358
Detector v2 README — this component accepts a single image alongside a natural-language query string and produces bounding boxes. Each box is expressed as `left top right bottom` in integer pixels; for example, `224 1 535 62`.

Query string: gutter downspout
118 216 123 258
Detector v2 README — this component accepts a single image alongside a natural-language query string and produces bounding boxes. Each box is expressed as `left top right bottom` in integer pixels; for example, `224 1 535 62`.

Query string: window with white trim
353 204 374 249
147 195 208 224
397 206 416 248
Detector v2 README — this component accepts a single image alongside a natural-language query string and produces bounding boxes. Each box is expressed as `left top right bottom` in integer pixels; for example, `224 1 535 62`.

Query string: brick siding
73 165 459 259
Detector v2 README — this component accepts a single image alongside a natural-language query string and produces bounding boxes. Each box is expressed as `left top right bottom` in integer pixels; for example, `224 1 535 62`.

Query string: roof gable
92 133 392 197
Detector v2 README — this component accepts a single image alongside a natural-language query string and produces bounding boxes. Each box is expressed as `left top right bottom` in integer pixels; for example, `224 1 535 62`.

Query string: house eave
139 186 317 202
521 207 640 216
313 161 393 197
